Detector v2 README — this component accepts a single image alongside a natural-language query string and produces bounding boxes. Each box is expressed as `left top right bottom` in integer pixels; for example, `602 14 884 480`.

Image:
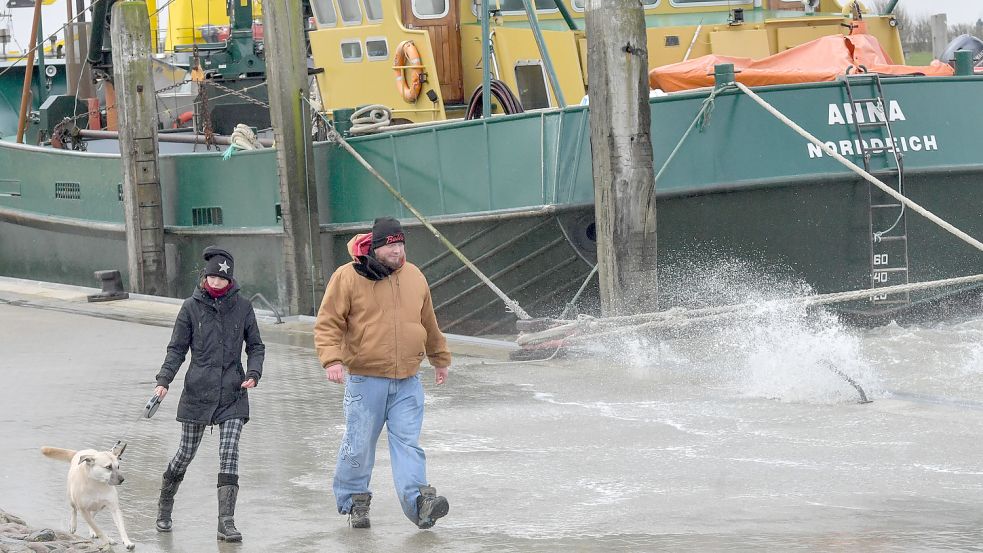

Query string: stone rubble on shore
0 509 112 553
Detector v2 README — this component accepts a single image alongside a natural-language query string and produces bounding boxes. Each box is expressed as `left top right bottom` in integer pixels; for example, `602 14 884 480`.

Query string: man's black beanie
202 246 234 279
371 217 405 249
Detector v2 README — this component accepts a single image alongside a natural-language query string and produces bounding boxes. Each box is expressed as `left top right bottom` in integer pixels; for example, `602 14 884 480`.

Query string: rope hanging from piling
654 84 734 186
305 98 532 320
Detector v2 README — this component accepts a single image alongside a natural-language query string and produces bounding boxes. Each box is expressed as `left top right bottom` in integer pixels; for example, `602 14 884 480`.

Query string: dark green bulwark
323 76 983 219
2 74 983 330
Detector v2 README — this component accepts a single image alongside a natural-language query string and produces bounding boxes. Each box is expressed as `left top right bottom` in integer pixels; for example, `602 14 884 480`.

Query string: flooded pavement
4 301 983 551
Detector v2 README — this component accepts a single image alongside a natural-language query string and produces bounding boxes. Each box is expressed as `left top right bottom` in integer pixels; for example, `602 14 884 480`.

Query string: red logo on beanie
386 233 404 245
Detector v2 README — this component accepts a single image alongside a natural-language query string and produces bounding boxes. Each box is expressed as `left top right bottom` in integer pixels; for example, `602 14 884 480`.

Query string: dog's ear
77 455 95 466
111 441 127 459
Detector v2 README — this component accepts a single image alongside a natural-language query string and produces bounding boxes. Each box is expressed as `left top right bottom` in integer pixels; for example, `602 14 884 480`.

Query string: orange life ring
393 40 424 103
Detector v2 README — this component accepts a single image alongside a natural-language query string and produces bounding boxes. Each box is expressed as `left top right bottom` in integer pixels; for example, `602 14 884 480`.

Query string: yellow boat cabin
306 0 904 122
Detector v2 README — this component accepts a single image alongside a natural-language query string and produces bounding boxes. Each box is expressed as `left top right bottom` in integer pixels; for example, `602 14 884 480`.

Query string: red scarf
203 279 231 298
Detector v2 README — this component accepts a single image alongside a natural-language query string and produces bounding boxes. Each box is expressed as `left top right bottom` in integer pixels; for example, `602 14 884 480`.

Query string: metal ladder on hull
841 73 910 306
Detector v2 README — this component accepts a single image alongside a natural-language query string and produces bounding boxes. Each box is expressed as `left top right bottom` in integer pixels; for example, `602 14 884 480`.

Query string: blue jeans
334 373 428 523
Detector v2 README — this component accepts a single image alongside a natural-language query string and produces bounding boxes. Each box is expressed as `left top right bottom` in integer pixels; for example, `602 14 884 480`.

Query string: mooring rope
304 98 532 319
654 84 734 186
519 272 983 346
559 264 599 319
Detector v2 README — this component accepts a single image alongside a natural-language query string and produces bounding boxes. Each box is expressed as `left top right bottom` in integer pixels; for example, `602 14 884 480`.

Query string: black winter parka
156 283 265 425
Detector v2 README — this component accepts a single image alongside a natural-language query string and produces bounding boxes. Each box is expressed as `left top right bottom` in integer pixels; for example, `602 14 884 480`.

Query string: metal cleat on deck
86 270 129 303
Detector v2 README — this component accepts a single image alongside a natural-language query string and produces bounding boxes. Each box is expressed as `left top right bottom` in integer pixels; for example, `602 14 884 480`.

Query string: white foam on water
957 342 983 375
574 477 639 506
913 463 983 476
943 319 983 378
579 258 883 404
729 304 880 404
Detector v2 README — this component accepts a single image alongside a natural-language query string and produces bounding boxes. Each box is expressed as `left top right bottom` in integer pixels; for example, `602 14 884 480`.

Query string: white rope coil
230 124 263 150
349 104 392 135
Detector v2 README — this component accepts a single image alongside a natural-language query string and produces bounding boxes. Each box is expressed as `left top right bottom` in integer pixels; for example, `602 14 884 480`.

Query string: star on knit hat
202 246 235 279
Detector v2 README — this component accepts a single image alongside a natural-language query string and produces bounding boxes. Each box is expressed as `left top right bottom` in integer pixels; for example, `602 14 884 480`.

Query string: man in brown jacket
314 216 452 530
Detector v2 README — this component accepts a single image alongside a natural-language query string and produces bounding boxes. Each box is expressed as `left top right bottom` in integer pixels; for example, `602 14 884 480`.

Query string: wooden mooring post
111 0 167 296
263 0 324 315
584 0 658 316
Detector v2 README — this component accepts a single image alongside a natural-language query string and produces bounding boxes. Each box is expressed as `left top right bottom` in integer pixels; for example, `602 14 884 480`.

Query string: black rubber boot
155 469 184 532
217 474 242 542
349 493 371 529
415 485 449 529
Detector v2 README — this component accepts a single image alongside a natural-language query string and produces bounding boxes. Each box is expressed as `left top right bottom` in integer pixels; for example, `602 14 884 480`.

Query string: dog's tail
41 446 76 462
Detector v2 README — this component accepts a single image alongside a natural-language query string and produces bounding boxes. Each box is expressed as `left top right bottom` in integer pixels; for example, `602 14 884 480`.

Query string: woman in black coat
151 246 265 542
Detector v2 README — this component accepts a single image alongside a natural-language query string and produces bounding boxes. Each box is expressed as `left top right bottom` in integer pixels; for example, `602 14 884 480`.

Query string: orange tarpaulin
649 34 954 93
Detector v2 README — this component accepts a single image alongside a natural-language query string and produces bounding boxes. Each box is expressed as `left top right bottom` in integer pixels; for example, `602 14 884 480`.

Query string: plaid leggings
167 418 244 476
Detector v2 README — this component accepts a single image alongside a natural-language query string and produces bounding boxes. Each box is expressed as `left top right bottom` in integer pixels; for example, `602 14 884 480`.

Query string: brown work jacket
314 258 451 379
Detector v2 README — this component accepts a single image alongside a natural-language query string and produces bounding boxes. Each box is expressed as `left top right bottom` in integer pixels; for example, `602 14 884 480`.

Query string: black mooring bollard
86 270 130 303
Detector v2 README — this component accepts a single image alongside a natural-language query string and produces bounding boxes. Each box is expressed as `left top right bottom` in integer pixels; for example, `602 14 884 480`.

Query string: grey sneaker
415 486 449 529
349 493 371 529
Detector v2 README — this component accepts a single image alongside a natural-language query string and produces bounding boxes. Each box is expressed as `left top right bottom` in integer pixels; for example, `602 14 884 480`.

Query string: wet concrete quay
5 288 983 551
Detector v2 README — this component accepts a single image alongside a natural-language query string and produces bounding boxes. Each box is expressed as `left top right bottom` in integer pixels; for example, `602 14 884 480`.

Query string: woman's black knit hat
202 246 234 279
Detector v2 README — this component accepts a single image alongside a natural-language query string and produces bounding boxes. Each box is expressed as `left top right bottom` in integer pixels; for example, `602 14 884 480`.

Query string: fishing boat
2 0 982 334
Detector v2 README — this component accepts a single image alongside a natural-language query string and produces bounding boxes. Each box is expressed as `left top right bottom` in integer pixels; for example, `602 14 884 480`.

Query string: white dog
41 444 135 550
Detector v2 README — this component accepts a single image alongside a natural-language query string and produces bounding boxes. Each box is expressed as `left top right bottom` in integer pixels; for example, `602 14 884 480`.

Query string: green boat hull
2 75 983 332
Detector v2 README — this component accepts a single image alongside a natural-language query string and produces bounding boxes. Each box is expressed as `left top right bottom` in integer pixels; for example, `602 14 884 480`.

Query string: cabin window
337 0 363 25
366 37 389 60
341 39 363 62
311 0 338 26
364 0 383 22
571 0 656 10
412 0 448 19
514 61 551 109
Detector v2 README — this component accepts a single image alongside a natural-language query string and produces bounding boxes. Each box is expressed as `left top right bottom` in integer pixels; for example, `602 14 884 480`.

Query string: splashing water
583 258 882 404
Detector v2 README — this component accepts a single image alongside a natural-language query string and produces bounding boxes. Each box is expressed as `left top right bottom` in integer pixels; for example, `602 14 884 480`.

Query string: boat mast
480 0 490 117
65 0 76 92
71 0 94 99
14 0 42 143
35 8 47 105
